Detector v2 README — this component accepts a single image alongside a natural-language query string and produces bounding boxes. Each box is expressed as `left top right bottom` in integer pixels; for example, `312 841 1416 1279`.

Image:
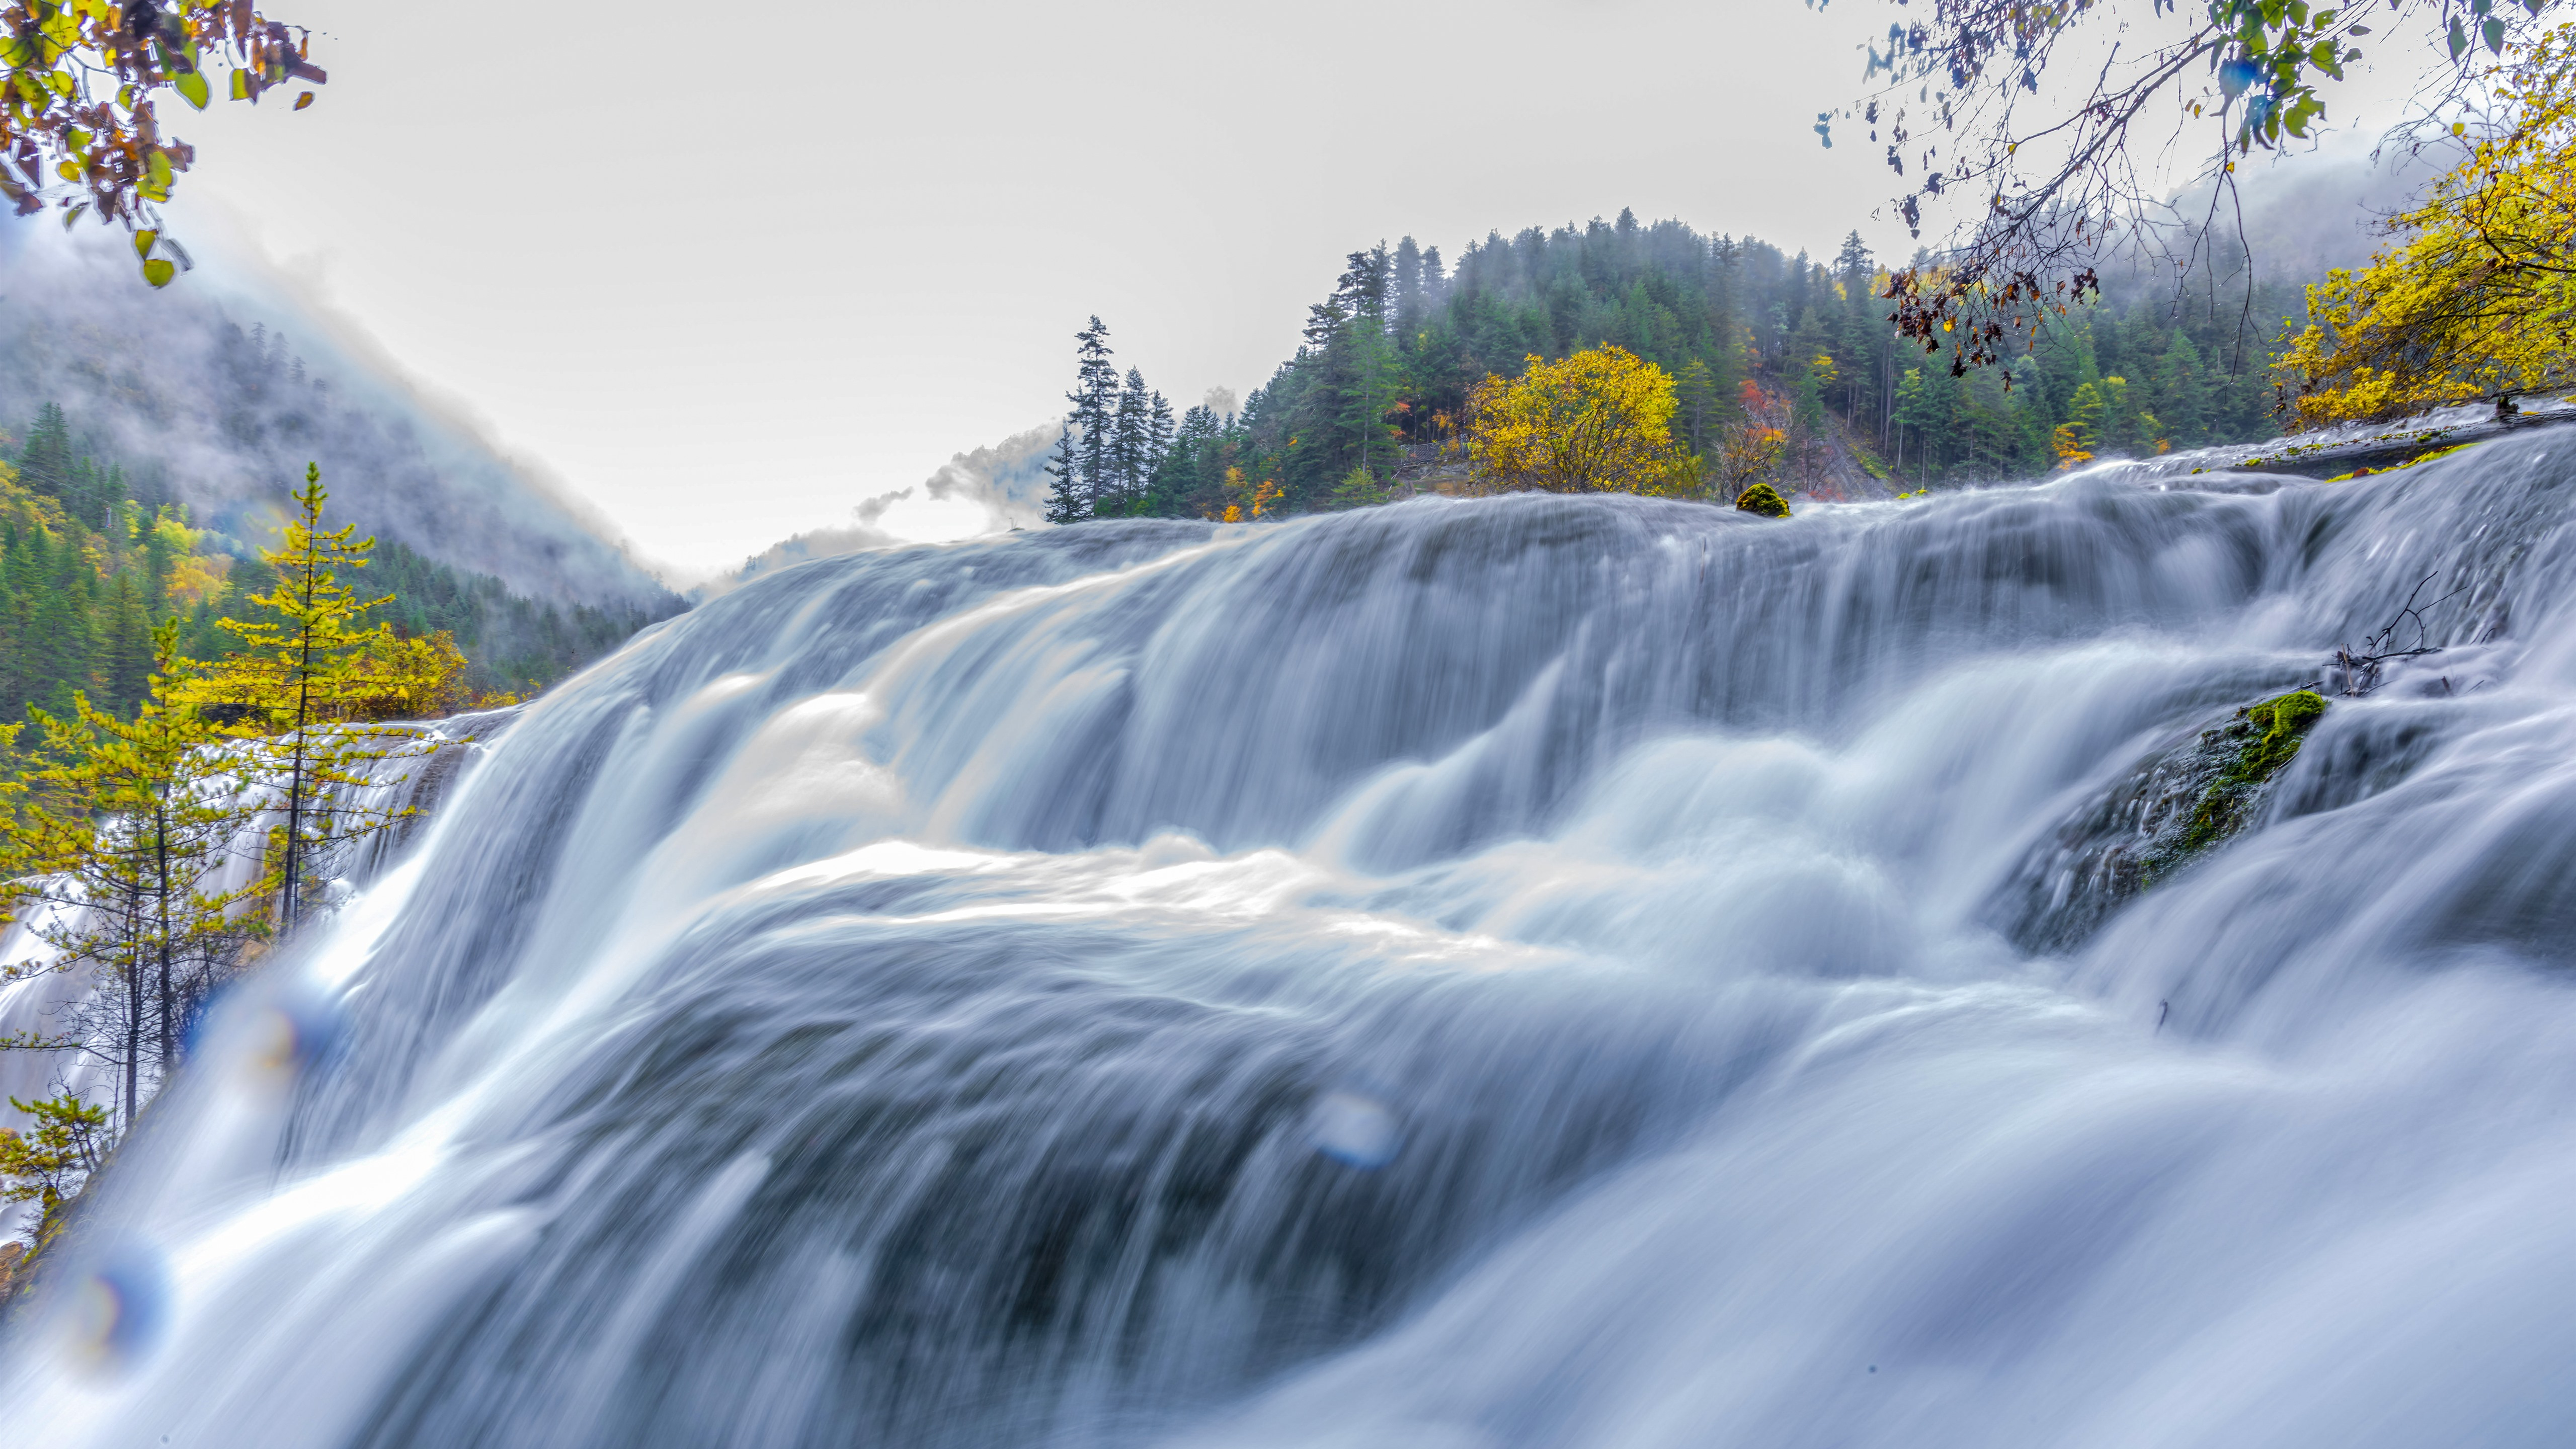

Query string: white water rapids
12 440 2576 1447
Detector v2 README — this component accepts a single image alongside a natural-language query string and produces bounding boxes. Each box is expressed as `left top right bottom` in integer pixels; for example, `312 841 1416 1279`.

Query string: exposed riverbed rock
1989 690 2329 953
1734 482 1790 518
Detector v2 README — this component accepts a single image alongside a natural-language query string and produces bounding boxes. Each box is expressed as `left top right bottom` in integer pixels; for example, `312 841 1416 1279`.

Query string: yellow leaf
142 257 175 287
133 227 156 259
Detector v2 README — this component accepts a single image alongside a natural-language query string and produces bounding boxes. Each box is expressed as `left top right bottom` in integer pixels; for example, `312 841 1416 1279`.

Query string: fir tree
1148 390 1175 479
1674 359 1722 455
1111 367 1154 509
17 404 71 502
102 572 151 716
1043 422 1087 525
182 464 432 931
0 620 268 1134
1068 317 1119 515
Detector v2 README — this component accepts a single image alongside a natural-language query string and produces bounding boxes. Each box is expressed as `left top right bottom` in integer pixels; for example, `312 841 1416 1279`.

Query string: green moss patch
1734 482 1790 518
2176 690 2327 853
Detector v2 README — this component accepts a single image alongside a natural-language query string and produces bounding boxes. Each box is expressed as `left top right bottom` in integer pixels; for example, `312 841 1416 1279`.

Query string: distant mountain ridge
0 227 674 611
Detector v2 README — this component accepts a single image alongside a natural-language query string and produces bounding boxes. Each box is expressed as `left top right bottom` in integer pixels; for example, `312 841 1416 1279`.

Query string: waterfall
12 437 2576 1448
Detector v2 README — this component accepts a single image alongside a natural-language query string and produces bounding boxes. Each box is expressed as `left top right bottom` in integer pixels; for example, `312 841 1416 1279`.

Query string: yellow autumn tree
172 463 436 929
2275 24 2576 426
1464 345 1692 495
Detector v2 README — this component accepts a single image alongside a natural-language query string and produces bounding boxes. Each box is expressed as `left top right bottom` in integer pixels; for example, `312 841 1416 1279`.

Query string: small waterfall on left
0 708 517 1247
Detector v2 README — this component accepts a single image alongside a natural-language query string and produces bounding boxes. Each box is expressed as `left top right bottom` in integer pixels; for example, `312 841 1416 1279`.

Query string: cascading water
11 436 2576 1448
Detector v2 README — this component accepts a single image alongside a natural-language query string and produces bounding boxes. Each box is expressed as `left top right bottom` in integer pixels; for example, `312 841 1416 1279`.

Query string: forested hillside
0 231 677 609
1 399 665 716
1048 210 2310 520
0 232 686 723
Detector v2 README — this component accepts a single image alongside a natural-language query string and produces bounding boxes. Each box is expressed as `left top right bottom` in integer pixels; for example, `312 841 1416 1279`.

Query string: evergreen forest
0 399 665 732
1046 210 2312 522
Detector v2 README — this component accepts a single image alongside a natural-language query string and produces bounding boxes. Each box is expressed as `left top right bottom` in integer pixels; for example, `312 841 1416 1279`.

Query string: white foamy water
11 439 2576 1448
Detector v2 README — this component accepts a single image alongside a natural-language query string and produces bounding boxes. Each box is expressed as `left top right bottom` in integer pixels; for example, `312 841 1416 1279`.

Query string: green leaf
173 68 209 109
132 227 155 260
2450 17 2468 57
142 258 175 288
2484 15 2506 50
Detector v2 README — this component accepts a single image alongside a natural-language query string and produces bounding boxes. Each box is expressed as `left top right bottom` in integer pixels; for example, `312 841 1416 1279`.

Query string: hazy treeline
0 230 676 610
5 399 671 713
1050 208 2312 519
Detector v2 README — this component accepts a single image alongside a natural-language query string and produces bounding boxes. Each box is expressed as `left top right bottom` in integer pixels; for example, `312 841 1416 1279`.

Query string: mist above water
0 228 668 607
11 435 2576 1448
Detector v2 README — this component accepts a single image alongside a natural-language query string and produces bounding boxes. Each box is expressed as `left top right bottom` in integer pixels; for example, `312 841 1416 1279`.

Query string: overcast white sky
144 0 2442 576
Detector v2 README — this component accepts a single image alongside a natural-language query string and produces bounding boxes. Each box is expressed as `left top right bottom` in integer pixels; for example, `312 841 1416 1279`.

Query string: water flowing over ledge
14 438 2576 1449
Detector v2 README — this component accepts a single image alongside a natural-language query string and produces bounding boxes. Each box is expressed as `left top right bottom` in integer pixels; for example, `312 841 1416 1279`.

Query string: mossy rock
1734 482 1790 518
1986 688 2331 951
2174 690 2327 854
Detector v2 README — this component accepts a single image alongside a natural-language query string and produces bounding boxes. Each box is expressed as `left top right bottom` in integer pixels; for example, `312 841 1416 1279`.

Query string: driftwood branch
2331 572 2467 696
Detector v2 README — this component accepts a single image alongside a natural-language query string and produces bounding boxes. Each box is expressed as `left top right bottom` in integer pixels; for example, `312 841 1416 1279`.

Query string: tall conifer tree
184 464 430 930
17 404 71 502
1069 317 1119 515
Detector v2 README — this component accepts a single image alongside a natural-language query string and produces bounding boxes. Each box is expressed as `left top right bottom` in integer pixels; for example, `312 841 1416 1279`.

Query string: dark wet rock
2204 413 2576 481
1989 691 2328 953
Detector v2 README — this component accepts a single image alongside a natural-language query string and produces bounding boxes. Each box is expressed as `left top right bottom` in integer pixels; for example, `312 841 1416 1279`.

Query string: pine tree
1335 246 1391 328
1148 391 1175 474
1068 317 1119 515
2157 334 2211 446
24 540 94 720
1110 367 1154 509
102 572 151 716
1393 237 1426 336
17 404 71 502
0 620 266 1133
1303 296 1349 351
1043 422 1088 525
181 464 431 931
1674 359 1721 455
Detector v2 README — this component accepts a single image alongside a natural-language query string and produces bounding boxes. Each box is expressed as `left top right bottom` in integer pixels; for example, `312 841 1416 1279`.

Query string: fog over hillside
0 227 672 609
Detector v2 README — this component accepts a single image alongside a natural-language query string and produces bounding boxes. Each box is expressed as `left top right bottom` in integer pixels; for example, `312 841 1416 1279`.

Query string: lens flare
65 1245 167 1377
1309 1090 1403 1169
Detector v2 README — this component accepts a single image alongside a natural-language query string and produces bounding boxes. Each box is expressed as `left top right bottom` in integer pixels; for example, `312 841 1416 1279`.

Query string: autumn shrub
2275 24 2576 424
1464 346 1689 494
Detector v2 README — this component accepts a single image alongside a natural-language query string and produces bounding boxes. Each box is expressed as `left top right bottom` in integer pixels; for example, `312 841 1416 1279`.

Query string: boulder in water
1734 482 1790 518
1989 690 2330 952
2176 690 2328 854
